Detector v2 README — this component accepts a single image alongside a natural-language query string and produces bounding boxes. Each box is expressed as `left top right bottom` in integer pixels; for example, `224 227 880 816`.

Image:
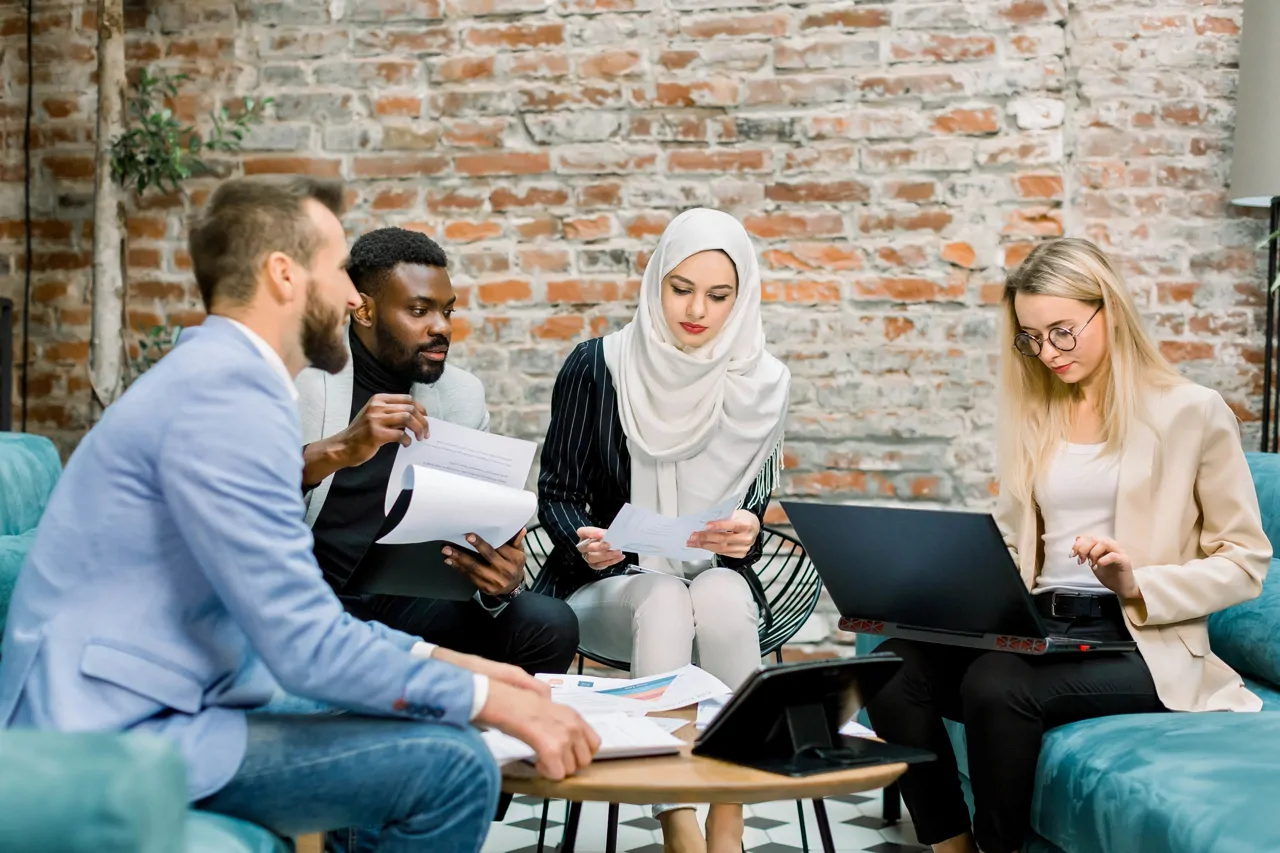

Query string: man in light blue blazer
0 176 598 853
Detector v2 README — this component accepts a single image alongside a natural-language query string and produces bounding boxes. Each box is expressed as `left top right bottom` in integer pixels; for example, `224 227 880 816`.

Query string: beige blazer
996 382 1271 712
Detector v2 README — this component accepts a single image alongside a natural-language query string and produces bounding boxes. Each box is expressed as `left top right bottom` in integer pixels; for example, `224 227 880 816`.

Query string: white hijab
603 208 791 570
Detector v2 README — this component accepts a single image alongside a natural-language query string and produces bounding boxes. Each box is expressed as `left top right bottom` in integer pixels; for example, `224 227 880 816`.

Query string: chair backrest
521 523 822 658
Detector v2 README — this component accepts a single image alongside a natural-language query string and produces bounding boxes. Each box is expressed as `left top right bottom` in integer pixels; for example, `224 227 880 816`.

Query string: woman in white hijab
536 208 791 852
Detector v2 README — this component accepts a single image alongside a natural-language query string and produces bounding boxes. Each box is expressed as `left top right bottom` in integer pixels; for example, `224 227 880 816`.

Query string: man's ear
351 292 375 328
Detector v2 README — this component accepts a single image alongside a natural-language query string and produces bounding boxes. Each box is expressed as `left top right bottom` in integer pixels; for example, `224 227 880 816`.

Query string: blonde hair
998 238 1184 503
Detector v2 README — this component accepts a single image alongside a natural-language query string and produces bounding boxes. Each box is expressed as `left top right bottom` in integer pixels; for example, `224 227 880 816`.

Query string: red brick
353 156 449 178
451 316 473 342
682 13 787 39
44 156 94 180
514 216 561 240
442 119 508 148
933 107 999 135
801 8 888 30
878 245 929 269
509 52 572 78
374 96 423 117
128 248 161 269
465 23 564 49
941 242 978 269
1162 104 1208 127
762 244 865 272
652 80 741 108
761 280 840 303
578 182 623 208
127 217 167 241
547 279 638 303
888 181 936 202
372 188 419 210
578 49 643 78
434 55 494 82
667 149 768 173
1000 0 1054 23
744 214 845 239
244 157 341 177
1160 341 1215 362
659 50 699 71
1014 174 1064 199
476 279 532 303
455 152 550 176
459 252 511 277
1004 242 1037 269
41 99 78 119
519 249 571 273
786 147 860 172
855 277 966 302
130 280 186 301
1195 14 1239 36
557 147 658 174
859 210 952 234
1156 282 1198 305
1004 208 1063 237
444 220 504 243
534 316 586 340
765 180 871 204
564 216 614 240
891 35 996 63
491 186 569 211
626 213 672 239
426 188 486 213
44 339 89 362
884 317 914 341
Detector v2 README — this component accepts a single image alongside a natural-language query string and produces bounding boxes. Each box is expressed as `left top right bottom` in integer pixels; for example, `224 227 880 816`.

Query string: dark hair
347 227 448 297
188 176 345 310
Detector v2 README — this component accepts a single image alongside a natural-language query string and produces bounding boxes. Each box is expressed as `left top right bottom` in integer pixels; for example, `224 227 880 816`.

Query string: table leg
559 801 582 853
796 800 809 853
536 799 551 853
812 799 836 853
605 803 620 853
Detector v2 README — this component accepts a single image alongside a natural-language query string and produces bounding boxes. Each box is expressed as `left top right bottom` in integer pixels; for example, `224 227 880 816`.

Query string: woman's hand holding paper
576 526 626 571
686 509 760 559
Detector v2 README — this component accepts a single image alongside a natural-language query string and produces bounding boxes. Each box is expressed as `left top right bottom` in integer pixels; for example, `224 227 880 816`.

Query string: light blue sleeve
157 367 475 726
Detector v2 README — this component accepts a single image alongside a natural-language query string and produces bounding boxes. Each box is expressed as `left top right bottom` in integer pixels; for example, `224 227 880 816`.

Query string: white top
1033 443 1117 595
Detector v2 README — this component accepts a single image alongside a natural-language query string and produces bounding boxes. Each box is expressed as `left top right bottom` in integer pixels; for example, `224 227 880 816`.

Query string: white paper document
482 713 684 767
377 465 537 549
839 719 876 739
602 495 742 564
537 665 732 714
383 418 537 513
376 419 539 549
695 695 731 731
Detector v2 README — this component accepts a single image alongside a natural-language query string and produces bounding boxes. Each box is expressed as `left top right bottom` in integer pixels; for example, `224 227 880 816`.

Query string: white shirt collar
222 317 299 401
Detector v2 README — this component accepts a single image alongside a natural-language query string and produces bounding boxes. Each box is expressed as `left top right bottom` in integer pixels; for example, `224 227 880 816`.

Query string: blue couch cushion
1209 558 1280 688
0 433 61 537
1031 711 1280 853
1246 453 1280 551
0 529 35 637
185 812 290 853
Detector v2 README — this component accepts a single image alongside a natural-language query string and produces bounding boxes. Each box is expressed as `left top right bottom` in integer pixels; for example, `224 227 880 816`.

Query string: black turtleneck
311 327 412 591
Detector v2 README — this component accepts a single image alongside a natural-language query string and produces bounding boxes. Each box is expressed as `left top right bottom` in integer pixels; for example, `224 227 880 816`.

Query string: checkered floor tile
484 788 925 853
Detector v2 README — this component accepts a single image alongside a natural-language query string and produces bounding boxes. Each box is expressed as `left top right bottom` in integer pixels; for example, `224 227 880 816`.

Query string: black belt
1034 591 1120 620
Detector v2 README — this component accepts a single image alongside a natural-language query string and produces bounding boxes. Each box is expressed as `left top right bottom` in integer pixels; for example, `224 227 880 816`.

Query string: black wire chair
521 524 844 853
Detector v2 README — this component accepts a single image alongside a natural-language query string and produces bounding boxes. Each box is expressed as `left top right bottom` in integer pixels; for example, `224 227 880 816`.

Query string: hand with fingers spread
475 681 601 781
1070 535 1143 600
576 526 626 571
443 530 528 596
686 509 760 559
303 393 428 486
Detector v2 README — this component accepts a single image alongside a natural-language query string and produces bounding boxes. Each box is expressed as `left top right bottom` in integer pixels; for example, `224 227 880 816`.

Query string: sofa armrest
0 729 187 853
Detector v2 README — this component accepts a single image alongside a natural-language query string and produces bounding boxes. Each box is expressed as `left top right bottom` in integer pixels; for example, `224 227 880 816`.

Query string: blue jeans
196 709 500 853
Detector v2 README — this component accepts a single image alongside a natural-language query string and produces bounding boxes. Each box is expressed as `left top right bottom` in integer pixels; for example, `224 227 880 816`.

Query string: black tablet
692 654 935 777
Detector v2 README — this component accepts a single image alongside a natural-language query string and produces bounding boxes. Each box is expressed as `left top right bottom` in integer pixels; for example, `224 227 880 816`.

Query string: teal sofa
0 432 289 853
858 451 1280 853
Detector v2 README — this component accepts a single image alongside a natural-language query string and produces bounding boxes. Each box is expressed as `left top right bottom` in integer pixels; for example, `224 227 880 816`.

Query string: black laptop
782 502 1136 655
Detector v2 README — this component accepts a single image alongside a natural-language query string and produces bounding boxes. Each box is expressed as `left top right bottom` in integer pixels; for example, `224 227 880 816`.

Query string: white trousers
568 568 763 817
567 567 763 690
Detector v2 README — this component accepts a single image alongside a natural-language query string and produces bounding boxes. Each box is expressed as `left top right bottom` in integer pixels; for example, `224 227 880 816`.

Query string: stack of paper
377 418 538 550
483 713 685 767
539 665 732 714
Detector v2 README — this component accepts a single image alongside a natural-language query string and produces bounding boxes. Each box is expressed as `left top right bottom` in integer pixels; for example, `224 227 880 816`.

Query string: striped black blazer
534 337 776 604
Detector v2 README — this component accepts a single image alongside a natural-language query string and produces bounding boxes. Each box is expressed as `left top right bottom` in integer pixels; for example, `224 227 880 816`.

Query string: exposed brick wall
0 0 1265 642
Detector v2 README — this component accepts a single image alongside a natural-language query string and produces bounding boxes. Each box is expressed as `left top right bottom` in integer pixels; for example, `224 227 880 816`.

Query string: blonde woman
536 208 790 853
865 238 1271 853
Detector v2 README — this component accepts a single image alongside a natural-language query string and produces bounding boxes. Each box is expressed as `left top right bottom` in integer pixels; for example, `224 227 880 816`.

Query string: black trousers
866 613 1164 853
347 591 580 675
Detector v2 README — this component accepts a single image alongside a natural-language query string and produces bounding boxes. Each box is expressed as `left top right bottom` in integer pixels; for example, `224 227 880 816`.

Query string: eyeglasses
1013 305 1102 358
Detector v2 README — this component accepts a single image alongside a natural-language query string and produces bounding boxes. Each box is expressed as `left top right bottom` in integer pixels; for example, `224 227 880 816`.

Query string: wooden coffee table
501 707 907 853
